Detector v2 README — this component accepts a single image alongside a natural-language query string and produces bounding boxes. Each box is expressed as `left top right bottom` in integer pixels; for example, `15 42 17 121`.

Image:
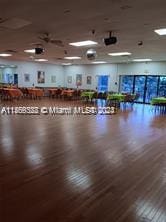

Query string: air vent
0 18 31 29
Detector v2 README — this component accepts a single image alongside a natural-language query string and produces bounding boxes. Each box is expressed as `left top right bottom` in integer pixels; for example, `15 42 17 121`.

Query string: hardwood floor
0 99 166 222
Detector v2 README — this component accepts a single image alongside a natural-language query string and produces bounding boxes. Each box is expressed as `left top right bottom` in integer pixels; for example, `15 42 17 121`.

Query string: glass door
134 76 146 102
145 76 159 103
14 74 18 84
158 76 166 97
119 75 166 103
98 75 109 92
120 75 134 93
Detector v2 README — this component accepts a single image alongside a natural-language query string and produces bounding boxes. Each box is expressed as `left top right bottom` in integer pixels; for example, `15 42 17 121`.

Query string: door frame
119 75 166 104
97 75 109 92
133 75 146 103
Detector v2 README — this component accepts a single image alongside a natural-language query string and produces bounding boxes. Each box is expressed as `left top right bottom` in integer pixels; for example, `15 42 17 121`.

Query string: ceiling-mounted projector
35 47 44 55
104 32 117 46
104 36 117 45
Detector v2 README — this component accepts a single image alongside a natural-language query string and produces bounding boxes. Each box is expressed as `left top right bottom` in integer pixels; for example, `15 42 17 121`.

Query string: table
28 89 44 98
61 90 75 97
151 97 166 105
81 91 95 100
48 89 58 96
3 88 23 98
151 97 166 113
107 94 125 102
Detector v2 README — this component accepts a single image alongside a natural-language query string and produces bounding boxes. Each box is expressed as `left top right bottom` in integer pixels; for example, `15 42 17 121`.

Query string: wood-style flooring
0 99 166 222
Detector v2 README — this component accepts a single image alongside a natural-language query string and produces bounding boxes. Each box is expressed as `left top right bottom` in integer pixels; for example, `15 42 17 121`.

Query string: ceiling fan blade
38 36 50 43
50 39 64 47
38 36 44 40
5 49 18 53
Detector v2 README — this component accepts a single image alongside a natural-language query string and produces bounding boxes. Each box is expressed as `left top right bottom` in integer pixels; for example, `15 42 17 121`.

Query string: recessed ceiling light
0 53 12 57
62 63 72 66
108 52 131 56
69 40 98 47
24 49 35 53
154 28 166 35
133 59 152 62
92 61 107 64
64 56 81 60
35 59 48 62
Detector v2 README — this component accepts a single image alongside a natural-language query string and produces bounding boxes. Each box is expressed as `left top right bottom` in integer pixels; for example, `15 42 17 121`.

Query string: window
120 75 134 93
158 76 166 97
119 75 166 103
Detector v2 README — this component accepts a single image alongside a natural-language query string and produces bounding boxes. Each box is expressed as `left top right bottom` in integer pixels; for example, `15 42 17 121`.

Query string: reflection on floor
0 99 166 222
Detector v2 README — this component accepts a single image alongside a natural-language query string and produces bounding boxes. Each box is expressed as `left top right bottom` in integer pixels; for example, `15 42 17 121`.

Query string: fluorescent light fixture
133 59 152 62
62 63 72 66
24 49 35 53
69 40 98 47
35 59 48 62
154 28 166 35
0 53 12 57
64 56 81 60
92 61 107 64
108 52 131 56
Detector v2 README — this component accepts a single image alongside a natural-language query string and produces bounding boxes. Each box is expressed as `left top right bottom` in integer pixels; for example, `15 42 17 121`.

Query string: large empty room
0 0 166 222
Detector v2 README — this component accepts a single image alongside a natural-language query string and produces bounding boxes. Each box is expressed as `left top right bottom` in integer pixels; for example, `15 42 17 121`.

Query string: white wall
0 58 166 91
64 64 118 92
0 59 64 87
16 61 64 87
118 62 166 76
64 62 166 92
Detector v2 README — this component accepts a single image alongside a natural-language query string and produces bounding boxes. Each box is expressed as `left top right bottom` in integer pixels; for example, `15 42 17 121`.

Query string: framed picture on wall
67 76 72 84
24 73 30 82
87 76 92 85
37 71 45 84
51 75 56 83
76 74 82 86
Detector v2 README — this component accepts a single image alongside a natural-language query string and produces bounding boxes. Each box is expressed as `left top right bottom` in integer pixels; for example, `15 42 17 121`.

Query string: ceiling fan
38 32 64 47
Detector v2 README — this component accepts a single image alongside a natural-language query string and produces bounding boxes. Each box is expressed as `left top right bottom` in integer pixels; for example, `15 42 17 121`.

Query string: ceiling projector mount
104 31 117 46
29 42 45 55
35 44 44 55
